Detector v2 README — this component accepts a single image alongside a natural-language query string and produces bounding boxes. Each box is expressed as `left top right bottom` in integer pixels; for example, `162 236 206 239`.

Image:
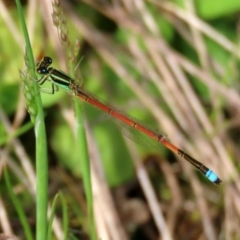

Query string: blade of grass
73 98 96 240
0 121 33 147
15 1 48 239
69 45 97 240
47 192 69 240
51 1 97 238
69 52 97 240
4 168 33 240
60 192 69 240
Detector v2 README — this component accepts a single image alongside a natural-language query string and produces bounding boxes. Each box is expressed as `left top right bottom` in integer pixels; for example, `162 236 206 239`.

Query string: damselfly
36 56 222 185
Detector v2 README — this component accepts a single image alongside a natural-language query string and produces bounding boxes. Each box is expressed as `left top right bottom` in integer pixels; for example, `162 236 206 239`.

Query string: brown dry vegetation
1 0 240 239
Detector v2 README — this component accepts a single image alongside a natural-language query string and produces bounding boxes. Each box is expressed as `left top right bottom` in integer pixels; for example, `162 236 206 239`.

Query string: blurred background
1 0 240 239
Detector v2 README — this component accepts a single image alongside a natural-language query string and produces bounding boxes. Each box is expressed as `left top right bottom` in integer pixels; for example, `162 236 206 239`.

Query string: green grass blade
47 193 59 240
15 1 49 239
73 98 96 240
47 192 69 240
0 121 33 147
51 0 97 237
59 192 69 240
4 168 33 240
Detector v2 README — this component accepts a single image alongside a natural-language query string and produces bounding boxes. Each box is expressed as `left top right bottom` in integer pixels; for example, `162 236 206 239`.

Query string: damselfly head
36 56 53 70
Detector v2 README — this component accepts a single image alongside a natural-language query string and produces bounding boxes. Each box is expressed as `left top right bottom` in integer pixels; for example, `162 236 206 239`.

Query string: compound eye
44 56 52 64
37 67 48 74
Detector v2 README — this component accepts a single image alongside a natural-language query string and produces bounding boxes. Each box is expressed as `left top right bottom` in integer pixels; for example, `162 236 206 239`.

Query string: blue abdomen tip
206 169 219 183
